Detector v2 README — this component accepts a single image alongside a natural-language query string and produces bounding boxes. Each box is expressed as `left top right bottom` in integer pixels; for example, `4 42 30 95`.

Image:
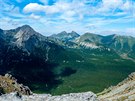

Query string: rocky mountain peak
1 25 38 41
16 25 36 36
60 31 67 34
19 25 33 30
70 31 80 37
50 31 79 41
13 26 36 47
11 25 44 47
76 32 102 43
83 32 102 37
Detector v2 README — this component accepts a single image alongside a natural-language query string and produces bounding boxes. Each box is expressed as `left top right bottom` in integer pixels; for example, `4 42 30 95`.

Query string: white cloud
23 1 86 15
29 13 41 19
0 1 25 19
122 1 131 10
102 0 123 8
93 0 135 16
1 0 134 37
59 10 76 22
0 0 14 12
9 7 25 18
0 17 20 29
125 28 135 36
121 0 135 15
23 3 45 13
23 0 134 18
99 28 135 37
23 2 65 14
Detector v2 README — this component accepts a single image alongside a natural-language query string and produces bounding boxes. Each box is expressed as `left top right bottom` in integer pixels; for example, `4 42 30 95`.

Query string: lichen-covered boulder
0 73 32 95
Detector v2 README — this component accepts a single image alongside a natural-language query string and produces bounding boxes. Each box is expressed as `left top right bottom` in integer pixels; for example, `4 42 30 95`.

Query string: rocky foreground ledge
0 73 32 95
98 72 135 101
0 72 135 101
0 91 98 101
0 73 98 101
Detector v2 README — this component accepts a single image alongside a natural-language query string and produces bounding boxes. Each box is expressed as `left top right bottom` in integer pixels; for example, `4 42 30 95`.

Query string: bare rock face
0 73 32 95
98 72 135 101
0 92 98 101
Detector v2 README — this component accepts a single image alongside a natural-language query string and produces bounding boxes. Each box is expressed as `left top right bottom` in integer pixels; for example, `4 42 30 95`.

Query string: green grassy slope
32 49 135 95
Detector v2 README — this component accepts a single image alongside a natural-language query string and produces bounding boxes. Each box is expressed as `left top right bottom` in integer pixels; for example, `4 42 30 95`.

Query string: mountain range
1 25 135 59
0 25 135 94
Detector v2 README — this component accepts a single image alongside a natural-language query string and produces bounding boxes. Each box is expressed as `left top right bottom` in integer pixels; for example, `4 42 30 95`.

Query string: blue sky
0 0 135 36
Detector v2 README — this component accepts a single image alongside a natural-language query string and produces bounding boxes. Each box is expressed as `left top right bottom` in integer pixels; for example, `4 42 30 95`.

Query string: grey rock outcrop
0 73 32 95
98 72 135 101
0 91 98 101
